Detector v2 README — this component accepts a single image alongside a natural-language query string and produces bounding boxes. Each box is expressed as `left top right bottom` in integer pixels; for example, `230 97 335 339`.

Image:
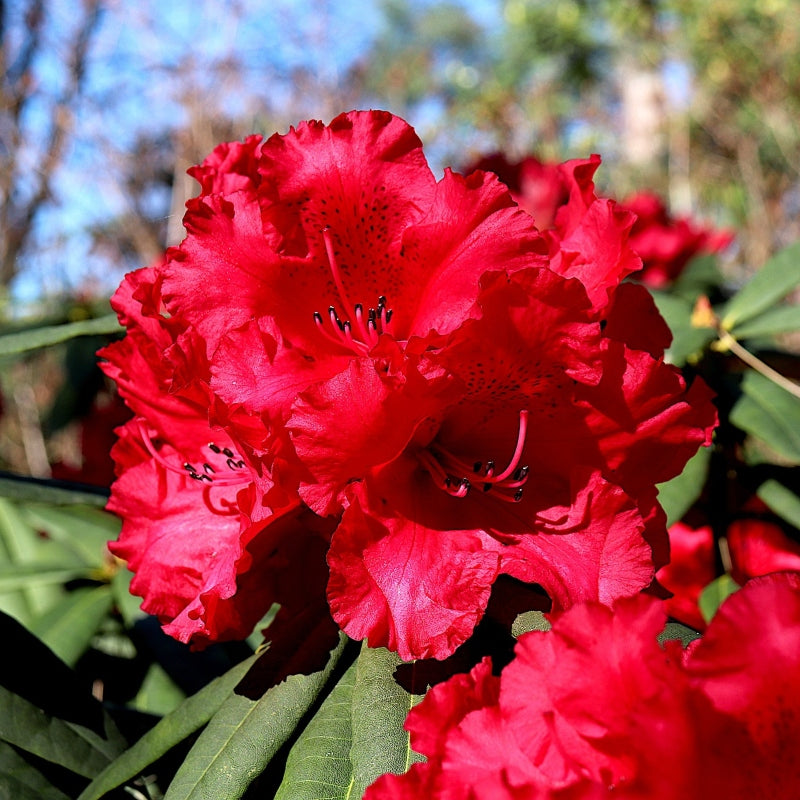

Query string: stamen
133 424 250 490
313 227 394 353
421 411 531 502
354 303 372 344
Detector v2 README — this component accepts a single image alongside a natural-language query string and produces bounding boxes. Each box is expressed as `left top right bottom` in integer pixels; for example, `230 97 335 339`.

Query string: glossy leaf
76 653 261 800
671 254 724 300
657 443 713 526
161 634 347 800
757 479 800 530
348 644 423 799
0 498 56 623
274 661 358 800
0 608 127 789
110 567 145 628
29 586 114 668
0 314 121 357
720 242 800 330
699 574 740 624
132 663 187 716
730 371 800 464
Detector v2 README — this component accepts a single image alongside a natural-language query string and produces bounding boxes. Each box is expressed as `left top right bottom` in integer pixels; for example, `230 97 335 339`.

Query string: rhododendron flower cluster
366 572 800 799
100 110 716 661
466 153 733 287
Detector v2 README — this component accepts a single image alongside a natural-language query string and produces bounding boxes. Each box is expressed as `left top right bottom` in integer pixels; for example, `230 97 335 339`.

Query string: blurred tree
666 0 800 265
0 0 102 288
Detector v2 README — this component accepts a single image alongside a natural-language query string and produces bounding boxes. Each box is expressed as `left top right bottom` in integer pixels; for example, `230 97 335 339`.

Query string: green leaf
699 574 741 624
161 634 348 800
0 740 71 800
0 498 61 622
132 663 186 716
729 305 800 340
29 586 114 668
657 622 702 648
0 564 93 592
757 479 800 530
348 644 423 799
21 505 119 566
657 443 713 526
110 567 145 628
0 687 119 779
77 653 261 800
274 661 358 800
0 314 121 357
0 607 127 782
720 242 800 330
0 476 108 507
650 291 716 366
671 254 724 299
730 371 800 464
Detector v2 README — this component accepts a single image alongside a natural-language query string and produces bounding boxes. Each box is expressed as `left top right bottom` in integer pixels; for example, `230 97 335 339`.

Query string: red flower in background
464 153 732 288
656 520 716 630
101 111 716 660
466 153 568 230
366 572 800 799
621 192 733 288
658 503 800 630
50 392 131 487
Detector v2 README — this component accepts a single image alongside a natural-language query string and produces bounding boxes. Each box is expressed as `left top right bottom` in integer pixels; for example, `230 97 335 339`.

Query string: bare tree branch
0 0 102 287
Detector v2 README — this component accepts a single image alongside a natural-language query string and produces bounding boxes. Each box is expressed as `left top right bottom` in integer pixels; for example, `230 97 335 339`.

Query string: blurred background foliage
2 0 799 308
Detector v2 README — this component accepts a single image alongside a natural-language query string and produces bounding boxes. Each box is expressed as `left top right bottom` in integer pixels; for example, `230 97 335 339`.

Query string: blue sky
12 0 501 307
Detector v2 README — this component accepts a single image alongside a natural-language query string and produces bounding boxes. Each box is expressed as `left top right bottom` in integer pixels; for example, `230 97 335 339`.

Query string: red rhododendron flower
620 191 734 288
366 572 800 799
466 153 568 230
655 520 716 631
101 110 716 660
464 153 733 289
657 503 800 631
99 263 338 650
727 513 800 582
